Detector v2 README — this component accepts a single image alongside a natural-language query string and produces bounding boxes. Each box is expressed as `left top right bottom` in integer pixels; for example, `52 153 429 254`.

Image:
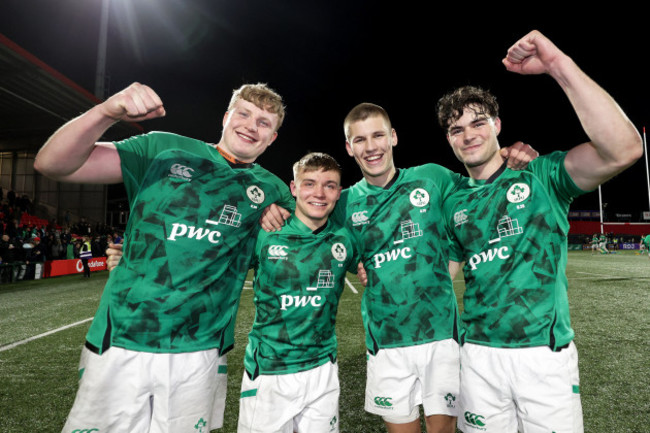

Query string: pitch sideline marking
572 271 639 279
0 317 93 353
345 277 358 294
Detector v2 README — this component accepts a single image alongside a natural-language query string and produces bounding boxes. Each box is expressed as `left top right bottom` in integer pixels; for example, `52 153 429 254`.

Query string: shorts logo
351 211 369 226
169 163 194 181
331 243 347 261
374 396 393 407
409 188 429 207
268 245 289 260
464 411 486 429
507 182 530 203
71 430 99 433
329 416 338 431
444 392 456 408
194 417 208 432
247 185 265 204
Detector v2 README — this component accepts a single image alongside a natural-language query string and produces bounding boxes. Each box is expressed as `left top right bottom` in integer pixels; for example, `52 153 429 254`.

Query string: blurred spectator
27 237 46 279
79 236 92 278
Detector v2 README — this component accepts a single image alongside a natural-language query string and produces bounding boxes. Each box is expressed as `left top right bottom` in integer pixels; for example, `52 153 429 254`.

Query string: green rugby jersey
332 164 463 354
443 151 587 350
86 132 294 354
244 215 358 377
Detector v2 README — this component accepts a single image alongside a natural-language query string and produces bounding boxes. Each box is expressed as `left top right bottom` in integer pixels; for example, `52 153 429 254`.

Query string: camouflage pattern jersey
332 164 463 355
85 132 294 355
443 151 587 350
244 215 358 377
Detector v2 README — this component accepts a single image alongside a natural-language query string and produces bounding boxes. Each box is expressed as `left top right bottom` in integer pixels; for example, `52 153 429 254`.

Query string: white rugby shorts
238 361 340 433
364 339 460 421
458 342 583 433
62 346 227 433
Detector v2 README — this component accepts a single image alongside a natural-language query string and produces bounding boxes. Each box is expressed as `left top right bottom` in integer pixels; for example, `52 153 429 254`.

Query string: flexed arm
503 30 642 191
34 82 166 184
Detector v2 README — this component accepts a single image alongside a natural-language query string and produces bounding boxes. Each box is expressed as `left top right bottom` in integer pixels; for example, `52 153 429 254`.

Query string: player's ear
345 141 354 157
267 131 278 147
494 117 501 136
290 180 297 197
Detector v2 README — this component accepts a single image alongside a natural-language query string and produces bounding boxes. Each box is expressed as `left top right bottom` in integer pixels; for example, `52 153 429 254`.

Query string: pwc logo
467 246 510 271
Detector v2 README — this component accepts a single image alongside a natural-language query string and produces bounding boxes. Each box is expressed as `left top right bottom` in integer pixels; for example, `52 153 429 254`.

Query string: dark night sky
1 1 649 216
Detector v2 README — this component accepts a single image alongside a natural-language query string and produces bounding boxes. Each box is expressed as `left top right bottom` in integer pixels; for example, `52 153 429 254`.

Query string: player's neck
364 166 397 188
294 211 328 232
467 154 506 181
214 143 253 166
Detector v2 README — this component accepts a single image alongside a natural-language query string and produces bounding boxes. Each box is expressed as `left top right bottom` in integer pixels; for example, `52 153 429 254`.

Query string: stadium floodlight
94 0 110 99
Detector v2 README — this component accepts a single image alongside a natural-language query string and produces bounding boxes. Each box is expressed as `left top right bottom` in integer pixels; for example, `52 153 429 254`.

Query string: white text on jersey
373 247 412 269
467 246 510 270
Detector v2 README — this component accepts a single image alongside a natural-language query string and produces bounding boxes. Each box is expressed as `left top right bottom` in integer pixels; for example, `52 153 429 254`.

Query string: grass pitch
0 250 648 432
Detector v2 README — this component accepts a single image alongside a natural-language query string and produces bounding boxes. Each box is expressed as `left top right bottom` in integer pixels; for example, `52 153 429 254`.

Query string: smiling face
345 115 397 187
291 168 342 231
446 105 502 176
219 98 279 163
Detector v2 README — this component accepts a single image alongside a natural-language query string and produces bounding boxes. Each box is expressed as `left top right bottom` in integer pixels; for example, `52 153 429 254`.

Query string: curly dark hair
436 86 499 130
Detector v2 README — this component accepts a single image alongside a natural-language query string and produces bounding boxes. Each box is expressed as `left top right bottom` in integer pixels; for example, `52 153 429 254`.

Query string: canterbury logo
71 430 99 433
374 396 392 407
169 163 194 180
464 411 486 427
268 245 289 257
351 211 369 224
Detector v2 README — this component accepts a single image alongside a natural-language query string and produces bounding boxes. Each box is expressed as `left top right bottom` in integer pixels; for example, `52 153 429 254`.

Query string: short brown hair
343 102 392 141
292 152 342 180
436 85 499 129
229 83 286 130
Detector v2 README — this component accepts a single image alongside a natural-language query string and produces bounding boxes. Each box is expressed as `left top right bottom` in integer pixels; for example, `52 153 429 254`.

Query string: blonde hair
228 83 285 130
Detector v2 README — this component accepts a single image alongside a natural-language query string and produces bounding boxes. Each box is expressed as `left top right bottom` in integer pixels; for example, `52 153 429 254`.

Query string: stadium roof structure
0 32 142 153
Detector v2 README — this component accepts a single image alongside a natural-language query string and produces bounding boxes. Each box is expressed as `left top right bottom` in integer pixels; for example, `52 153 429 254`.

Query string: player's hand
260 203 290 232
357 262 368 287
105 242 123 272
99 82 166 122
502 30 565 76
501 141 539 170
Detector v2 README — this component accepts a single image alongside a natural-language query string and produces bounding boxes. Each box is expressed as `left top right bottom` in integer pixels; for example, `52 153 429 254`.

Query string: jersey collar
214 144 254 168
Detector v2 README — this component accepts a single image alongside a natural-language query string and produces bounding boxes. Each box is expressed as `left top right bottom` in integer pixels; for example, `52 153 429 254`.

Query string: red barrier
569 221 650 236
43 257 107 278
